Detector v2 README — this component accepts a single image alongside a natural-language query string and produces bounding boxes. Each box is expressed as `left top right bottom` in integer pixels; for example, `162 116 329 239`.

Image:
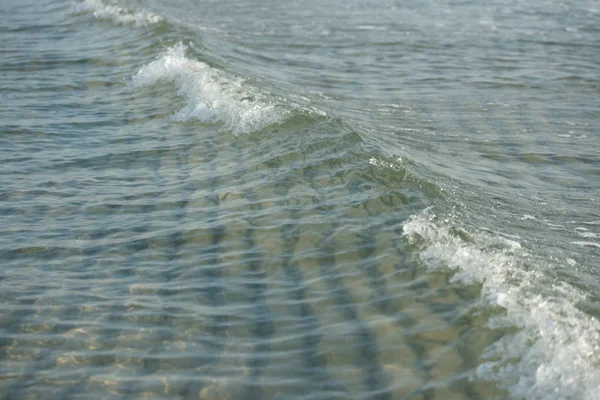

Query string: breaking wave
132 44 287 134
76 0 163 27
403 209 600 400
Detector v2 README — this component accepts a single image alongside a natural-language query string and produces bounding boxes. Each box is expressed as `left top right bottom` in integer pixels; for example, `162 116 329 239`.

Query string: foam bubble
76 0 162 27
132 44 286 134
403 208 600 400
369 156 404 170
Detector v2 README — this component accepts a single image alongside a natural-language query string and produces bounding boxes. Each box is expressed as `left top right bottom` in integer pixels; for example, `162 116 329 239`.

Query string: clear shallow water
1 0 599 399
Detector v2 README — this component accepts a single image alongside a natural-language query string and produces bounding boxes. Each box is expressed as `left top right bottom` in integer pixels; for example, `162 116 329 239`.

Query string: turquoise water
1 0 600 399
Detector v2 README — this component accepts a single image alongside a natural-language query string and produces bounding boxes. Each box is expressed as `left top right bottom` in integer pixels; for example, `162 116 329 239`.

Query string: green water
1 0 600 399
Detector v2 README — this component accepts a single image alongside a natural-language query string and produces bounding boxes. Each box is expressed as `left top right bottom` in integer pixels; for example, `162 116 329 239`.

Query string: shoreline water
1 0 599 398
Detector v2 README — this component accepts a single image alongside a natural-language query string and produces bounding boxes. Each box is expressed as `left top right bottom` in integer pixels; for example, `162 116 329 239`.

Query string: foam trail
403 208 600 400
132 44 286 134
76 0 162 27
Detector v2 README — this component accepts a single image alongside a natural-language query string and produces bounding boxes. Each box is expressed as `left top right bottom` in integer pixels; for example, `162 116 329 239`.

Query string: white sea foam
132 44 285 134
369 156 404 170
403 208 600 400
77 0 162 27
571 241 600 248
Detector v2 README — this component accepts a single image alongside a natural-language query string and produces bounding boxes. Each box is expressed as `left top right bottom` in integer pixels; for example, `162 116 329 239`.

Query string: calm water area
1 0 600 399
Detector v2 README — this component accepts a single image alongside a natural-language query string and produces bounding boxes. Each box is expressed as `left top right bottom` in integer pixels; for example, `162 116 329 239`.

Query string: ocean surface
1 0 599 399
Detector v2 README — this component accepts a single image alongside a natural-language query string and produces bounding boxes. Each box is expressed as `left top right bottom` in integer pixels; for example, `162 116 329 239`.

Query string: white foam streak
77 0 162 27
403 209 600 400
133 44 284 134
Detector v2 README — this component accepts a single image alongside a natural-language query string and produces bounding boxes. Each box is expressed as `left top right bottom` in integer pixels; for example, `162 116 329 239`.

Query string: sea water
1 0 599 399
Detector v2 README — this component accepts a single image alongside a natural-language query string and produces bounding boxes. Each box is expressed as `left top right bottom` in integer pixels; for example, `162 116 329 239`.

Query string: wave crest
76 0 163 27
133 44 287 134
403 209 600 400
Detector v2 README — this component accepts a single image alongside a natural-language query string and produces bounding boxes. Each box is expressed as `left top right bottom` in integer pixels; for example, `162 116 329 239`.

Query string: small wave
132 43 287 134
571 241 600 248
403 209 600 400
369 156 404 171
76 0 162 27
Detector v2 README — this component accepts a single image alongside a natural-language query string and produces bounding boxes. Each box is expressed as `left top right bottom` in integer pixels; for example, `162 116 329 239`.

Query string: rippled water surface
2 0 600 399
